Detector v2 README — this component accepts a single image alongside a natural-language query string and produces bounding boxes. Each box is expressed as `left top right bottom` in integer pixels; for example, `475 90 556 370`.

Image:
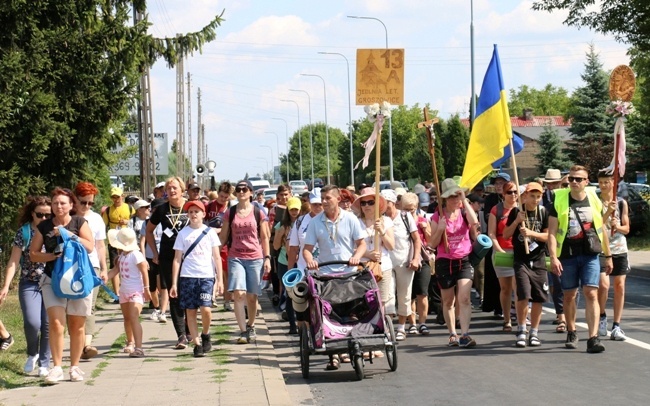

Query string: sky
144 0 629 183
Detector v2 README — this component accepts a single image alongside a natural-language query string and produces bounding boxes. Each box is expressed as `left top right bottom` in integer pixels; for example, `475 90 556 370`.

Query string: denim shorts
178 277 215 309
560 254 600 290
228 258 264 295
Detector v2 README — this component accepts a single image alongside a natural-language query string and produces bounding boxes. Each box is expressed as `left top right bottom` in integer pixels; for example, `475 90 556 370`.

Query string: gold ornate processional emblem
609 65 636 101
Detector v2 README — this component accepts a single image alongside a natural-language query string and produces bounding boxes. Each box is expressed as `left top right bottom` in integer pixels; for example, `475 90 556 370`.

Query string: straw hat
440 178 469 199
107 228 139 252
542 169 563 183
352 187 387 216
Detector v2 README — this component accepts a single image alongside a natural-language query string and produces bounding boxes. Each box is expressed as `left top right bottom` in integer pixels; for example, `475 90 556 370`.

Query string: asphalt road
266 272 650 406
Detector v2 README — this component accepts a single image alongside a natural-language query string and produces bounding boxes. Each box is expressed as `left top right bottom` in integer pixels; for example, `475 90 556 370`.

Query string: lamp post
264 133 280 183
318 51 354 187
260 144 274 181
300 73 330 184
347 15 394 181
289 89 314 189
280 99 303 181
271 118 290 182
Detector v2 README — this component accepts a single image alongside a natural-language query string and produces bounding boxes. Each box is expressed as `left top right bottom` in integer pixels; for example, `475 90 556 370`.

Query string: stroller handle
309 260 355 270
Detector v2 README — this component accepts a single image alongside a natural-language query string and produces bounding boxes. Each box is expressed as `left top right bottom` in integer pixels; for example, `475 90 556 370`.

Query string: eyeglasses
34 212 51 219
568 176 586 183
234 187 249 193
505 190 518 195
360 200 375 207
79 201 94 206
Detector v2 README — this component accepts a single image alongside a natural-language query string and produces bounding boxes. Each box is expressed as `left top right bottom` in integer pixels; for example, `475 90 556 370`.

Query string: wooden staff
418 107 448 252
373 115 383 255
611 124 622 236
508 138 529 254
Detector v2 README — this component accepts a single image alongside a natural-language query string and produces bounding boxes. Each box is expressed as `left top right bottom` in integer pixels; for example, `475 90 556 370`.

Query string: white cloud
224 15 319 46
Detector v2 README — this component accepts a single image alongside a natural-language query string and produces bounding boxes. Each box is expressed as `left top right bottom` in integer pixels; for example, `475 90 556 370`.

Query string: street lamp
271 118 290 182
289 89 314 189
280 99 304 181
318 51 354 187
260 144 274 181
347 15 394 181
300 74 330 184
265 131 281 182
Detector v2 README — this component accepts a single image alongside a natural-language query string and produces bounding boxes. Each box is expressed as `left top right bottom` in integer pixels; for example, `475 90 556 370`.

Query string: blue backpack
51 226 101 299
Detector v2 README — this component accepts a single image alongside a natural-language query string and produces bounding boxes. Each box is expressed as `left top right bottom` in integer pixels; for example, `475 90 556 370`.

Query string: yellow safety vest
553 188 603 255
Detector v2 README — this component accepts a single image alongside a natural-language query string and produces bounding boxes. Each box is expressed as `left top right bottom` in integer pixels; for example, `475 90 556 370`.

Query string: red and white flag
354 114 385 170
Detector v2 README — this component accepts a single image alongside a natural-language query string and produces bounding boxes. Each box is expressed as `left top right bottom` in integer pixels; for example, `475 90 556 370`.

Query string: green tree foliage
565 44 615 176
624 48 650 179
440 115 469 178
532 0 650 53
0 1 223 234
534 124 571 173
507 84 572 117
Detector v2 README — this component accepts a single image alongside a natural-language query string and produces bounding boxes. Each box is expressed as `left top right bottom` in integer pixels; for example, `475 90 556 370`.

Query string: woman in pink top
220 180 271 345
429 179 479 348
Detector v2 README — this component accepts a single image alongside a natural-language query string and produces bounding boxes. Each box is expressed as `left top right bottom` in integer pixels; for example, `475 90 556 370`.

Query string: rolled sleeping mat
469 234 493 267
287 280 309 304
293 298 309 313
282 267 304 289
493 251 514 268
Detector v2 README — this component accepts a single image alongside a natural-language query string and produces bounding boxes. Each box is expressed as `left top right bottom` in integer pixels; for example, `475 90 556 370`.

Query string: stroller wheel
384 315 398 372
352 354 364 380
299 326 310 379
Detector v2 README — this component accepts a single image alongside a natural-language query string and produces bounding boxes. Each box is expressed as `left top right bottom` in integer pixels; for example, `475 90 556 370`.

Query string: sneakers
587 336 605 353
38 367 49 378
246 325 257 343
459 334 476 348
174 335 188 350
44 366 64 384
201 333 212 353
236 332 248 344
0 334 14 351
193 343 205 358
24 354 39 373
565 331 578 349
516 331 527 348
598 315 608 336
149 309 161 321
69 366 85 382
528 333 541 347
158 313 168 323
224 302 233 312
611 326 627 341
81 345 98 360
448 334 459 347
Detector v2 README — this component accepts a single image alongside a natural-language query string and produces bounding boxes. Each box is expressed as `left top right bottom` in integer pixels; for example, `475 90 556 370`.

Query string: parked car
263 188 278 201
593 183 649 235
249 179 271 192
289 180 309 196
629 183 650 203
313 178 324 189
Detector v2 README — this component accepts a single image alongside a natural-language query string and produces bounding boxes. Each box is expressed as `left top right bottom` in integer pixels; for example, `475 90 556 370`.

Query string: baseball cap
154 182 166 189
467 193 484 204
183 200 205 213
309 188 322 204
525 182 544 194
187 182 201 190
418 192 430 207
287 197 301 211
380 189 397 203
133 200 151 210
110 187 123 197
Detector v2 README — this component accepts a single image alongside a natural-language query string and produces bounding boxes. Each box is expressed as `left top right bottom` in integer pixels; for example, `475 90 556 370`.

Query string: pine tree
535 124 571 173
626 47 650 180
441 115 469 177
565 44 615 176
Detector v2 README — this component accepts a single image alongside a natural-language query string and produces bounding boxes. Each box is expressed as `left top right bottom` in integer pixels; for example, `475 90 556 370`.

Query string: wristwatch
264 255 271 260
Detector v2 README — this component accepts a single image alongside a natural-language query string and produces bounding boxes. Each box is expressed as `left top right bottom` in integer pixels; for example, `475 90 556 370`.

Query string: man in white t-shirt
170 200 224 358
287 189 324 271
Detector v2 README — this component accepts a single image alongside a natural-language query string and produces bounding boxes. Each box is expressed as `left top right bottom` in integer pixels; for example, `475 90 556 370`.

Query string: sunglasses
568 176 586 183
79 201 94 206
34 212 51 219
360 200 375 207
505 190 518 195
234 186 249 193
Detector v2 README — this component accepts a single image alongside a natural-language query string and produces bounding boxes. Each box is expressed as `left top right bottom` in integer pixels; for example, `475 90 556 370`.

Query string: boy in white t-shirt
107 228 151 358
170 201 224 357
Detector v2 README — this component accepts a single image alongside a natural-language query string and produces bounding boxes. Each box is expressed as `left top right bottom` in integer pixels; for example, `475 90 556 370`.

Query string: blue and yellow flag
460 45 512 190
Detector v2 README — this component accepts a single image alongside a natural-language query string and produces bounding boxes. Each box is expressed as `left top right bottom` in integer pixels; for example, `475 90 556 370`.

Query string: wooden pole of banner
418 107 448 252
373 115 383 256
508 138 529 254
611 128 621 236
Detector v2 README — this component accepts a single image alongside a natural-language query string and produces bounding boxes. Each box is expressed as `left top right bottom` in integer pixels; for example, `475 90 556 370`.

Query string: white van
249 179 271 192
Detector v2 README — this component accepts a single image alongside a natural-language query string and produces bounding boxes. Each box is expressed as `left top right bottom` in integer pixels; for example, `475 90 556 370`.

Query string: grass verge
627 233 650 250
85 333 126 385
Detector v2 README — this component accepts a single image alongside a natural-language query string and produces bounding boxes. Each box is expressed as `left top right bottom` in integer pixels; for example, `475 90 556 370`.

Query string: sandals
407 324 418 334
503 322 513 333
340 353 351 363
129 348 145 358
448 334 460 347
556 320 567 333
0 334 14 351
326 355 340 370
395 329 406 341
418 324 430 335
123 342 135 354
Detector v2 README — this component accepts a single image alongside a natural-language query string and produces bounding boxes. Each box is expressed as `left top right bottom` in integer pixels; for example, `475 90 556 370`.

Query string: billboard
110 132 168 176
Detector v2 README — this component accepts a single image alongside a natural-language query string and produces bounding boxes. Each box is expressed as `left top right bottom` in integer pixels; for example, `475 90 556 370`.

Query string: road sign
355 48 404 105
110 132 169 176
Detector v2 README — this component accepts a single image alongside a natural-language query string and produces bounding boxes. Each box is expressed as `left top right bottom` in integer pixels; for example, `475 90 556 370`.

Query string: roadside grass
209 321 232 383
85 333 126 385
627 232 650 251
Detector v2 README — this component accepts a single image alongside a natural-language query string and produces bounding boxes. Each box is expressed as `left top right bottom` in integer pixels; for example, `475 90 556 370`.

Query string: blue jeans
560 254 600 290
228 258 264 295
19 280 50 366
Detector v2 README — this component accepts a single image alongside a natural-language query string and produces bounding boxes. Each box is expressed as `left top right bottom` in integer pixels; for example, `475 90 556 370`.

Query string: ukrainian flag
460 45 512 190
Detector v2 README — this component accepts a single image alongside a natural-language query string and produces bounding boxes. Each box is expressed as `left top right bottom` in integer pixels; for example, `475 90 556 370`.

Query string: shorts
119 290 144 305
560 254 600 290
412 261 432 298
228 257 264 295
40 274 92 317
178 277 215 309
147 258 159 291
599 253 630 276
514 258 549 303
493 249 515 278
158 258 174 290
435 257 474 290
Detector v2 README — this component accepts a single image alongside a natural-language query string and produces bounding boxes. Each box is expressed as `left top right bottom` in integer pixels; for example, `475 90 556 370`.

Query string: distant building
461 109 571 180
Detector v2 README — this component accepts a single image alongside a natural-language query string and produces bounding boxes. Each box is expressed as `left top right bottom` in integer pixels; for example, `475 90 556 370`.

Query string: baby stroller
293 261 398 380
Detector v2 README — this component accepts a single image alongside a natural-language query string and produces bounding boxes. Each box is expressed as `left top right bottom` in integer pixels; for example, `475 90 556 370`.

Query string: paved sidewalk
0 296 293 406
628 250 650 277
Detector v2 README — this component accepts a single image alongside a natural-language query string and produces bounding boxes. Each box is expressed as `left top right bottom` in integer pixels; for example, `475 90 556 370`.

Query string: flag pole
373 114 383 256
508 138 529 254
611 126 621 236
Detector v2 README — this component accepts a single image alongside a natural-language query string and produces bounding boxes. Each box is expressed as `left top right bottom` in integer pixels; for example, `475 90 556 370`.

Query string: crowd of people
0 164 633 382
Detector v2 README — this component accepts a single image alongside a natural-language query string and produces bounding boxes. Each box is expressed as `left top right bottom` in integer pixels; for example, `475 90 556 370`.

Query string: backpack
20 223 31 268
51 226 101 299
226 205 261 248
105 205 135 232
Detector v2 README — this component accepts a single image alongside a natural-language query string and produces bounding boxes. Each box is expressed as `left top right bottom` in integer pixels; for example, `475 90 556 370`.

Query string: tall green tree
440 114 469 177
0 1 223 233
508 84 572 117
565 44 614 176
625 48 650 179
534 124 572 173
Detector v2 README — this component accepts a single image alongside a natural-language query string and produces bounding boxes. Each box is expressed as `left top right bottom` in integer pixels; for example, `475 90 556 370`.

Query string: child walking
170 200 223 357
107 228 150 357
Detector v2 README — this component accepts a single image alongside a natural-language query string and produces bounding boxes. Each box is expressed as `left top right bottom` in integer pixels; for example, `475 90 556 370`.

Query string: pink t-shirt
229 208 267 259
432 210 472 260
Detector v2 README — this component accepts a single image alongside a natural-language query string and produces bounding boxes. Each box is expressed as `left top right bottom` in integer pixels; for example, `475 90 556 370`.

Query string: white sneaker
69 366 84 382
611 326 627 341
24 354 39 373
38 367 49 377
44 366 64 384
598 316 608 336
158 313 167 323
149 309 160 321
